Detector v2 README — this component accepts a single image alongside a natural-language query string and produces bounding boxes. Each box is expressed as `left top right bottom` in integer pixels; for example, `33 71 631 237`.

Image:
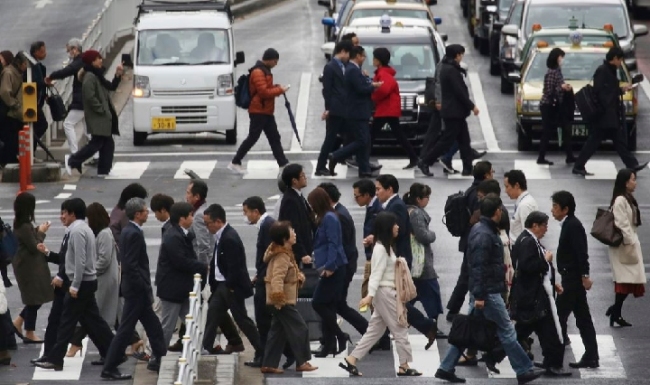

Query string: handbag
448 309 498 352
298 264 319 298
590 207 623 247
46 86 67 122
574 83 601 122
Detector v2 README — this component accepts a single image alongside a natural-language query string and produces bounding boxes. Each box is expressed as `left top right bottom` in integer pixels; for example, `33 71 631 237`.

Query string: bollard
18 125 35 194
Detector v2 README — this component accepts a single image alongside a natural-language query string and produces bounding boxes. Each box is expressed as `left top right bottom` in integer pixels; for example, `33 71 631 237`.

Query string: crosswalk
81 158 629 181
271 334 625 380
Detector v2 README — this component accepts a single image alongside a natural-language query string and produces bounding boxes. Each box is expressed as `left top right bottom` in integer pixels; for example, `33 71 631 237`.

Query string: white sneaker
63 154 72 176
227 162 247 175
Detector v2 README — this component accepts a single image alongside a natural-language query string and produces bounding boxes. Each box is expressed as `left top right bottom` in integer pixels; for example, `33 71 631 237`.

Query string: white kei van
131 0 245 145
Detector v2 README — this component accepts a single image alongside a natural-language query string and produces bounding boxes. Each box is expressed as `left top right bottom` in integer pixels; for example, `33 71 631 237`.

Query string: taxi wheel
517 126 533 151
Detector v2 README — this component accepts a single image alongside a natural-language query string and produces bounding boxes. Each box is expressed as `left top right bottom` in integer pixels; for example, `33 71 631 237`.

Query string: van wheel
226 123 237 144
133 131 147 146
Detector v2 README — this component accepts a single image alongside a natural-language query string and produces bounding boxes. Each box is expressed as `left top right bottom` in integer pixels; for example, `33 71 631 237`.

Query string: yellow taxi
508 37 642 151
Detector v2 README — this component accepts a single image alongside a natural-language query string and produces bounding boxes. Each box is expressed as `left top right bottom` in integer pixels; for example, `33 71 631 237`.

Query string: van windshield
137 29 230 65
524 5 629 39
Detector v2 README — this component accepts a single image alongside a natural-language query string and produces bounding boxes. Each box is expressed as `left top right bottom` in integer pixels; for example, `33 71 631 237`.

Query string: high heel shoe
610 316 632 327
313 346 337 358
336 333 352 355
66 345 83 357
606 306 613 317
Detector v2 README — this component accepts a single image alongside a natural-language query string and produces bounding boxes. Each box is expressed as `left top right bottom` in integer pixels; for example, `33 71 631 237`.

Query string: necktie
61 233 70 249
339 61 345 75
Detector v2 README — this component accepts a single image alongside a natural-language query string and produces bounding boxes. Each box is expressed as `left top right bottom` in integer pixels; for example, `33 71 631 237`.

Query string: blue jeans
439 293 533 376
411 279 444 319
441 141 459 165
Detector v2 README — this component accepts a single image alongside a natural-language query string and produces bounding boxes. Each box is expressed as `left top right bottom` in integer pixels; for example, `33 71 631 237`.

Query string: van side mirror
501 24 518 37
434 17 442 25
235 51 245 66
322 17 336 27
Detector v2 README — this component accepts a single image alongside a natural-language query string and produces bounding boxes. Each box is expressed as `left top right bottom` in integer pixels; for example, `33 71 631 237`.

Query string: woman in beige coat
607 169 646 327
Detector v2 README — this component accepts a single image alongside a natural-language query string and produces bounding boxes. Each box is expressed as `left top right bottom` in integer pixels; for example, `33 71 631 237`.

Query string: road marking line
640 79 650 104
35 0 53 9
36 200 51 204
489 356 517 378
514 159 551 179
310 160 349 179
468 72 501 152
569 334 626 379
392 335 439 377
33 338 88 380
290 72 312 153
173 160 217 179
377 159 415 180
242 160 281 180
267 194 281 200
303 341 349 377
585 160 618 180
105 162 150 180
447 159 479 179
114 150 322 157
63 184 77 190
54 193 73 200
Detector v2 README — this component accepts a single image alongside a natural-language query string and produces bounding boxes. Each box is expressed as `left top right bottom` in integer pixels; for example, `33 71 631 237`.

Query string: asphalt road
3 0 650 384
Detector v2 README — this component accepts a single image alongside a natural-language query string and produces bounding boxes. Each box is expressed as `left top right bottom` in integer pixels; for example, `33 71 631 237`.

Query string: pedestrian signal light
532 23 542 32
603 24 614 32
603 41 614 47
22 82 37 123
537 41 548 48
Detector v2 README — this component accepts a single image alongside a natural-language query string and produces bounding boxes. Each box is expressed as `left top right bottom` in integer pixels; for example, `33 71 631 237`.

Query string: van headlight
217 74 234 96
133 75 151 98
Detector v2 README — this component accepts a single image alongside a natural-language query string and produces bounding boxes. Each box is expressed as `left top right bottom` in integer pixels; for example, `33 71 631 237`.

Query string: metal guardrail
174 274 206 385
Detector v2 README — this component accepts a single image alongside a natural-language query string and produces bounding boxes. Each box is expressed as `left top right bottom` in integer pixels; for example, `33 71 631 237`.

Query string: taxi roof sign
380 13 391 32
604 24 614 32
532 23 542 32
569 31 582 46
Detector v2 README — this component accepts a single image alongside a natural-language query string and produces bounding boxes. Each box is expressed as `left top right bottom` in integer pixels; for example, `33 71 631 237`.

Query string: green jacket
81 69 118 137
0 65 24 121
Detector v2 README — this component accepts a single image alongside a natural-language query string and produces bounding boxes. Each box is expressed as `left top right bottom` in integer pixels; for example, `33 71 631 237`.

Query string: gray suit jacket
191 202 214 265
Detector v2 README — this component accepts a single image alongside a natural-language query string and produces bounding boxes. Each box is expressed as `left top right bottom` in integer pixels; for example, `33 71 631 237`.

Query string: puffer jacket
264 243 304 308
371 66 401 117
467 216 506 301
0 65 24 121
248 60 284 115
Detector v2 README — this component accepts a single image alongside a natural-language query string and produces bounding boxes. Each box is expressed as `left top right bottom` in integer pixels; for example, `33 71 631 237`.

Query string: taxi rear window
524 51 628 82
362 43 437 80
524 5 628 38
349 9 429 22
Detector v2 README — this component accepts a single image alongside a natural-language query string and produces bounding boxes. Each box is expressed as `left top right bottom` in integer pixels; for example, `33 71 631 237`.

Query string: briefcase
298 264 319 298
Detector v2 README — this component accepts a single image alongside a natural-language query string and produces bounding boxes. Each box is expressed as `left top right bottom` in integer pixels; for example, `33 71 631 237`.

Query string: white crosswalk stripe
32 338 89 380
66 158 625 181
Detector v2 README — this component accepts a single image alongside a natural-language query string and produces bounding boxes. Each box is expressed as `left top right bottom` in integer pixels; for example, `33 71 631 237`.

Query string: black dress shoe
101 369 132 380
569 359 599 369
572 168 593 176
244 356 262 368
403 161 418 170
434 368 466 383
537 158 554 165
30 356 47 364
358 172 374 178
168 340 183 352
633 161 649 173
545 367 572 376
533 361 546 369
472 150 487 159
92 354 127 366
34 361 63 371
418 161 433 177
315 168 337 177
327 154 337 175
147 357 161 372
370 163 382 171
516 368 545 384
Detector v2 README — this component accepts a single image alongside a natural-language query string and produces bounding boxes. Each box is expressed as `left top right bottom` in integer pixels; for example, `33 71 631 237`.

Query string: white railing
174 274 206 385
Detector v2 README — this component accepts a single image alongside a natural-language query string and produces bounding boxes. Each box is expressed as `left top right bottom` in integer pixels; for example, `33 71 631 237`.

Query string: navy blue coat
467 217 506 301
384 196 413 267
344 63 374 121
313 212 348 272
322 58 348 118
363 198 383 261
120 222 154 304
335 203 358 269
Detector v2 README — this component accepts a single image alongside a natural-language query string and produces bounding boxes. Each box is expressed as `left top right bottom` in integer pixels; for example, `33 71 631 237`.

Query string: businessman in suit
279 164 316 266
243 196 295 368
203 204 262 366
327 45 382 178
103 198 167 376
551 191 599 369
316 40 353 176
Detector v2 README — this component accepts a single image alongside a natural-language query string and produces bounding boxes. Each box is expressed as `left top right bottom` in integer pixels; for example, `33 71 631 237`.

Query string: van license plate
571 125 588 137
152 117 176 131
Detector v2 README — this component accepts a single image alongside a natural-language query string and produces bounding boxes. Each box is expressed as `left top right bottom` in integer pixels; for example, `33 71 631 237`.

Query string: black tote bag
448 309 498 352
47 87 67 122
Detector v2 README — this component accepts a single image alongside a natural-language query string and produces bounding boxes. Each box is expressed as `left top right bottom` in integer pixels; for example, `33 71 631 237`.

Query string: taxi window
524 5 629 39
524 52 628 82
349 9 430 23
363 43 436 80
339 0 353 24
507 1 523 25
499 0 515 12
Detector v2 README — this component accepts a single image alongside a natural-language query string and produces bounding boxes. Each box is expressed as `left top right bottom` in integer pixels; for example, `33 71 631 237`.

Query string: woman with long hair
607 168 645 327
260 221 317 374
11 192 53 343
339 211 420 376
538 47 574 165
403 183 444 327
307 187 348 357
64 203 119 357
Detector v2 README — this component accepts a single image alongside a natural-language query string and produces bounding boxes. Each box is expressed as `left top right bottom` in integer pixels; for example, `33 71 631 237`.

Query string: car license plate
151 117 176 131
571 125 588 137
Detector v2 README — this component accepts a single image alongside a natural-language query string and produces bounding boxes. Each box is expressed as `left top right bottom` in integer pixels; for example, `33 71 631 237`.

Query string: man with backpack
445 161 494 323
229 48 290 175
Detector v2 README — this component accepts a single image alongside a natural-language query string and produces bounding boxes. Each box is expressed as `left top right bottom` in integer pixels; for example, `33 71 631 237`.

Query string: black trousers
19 304 42 331
539 104 573 160
515 312 565 368
0 117 21 165
575 125 638 170
446 252 469 314
421 109 442 158
316 115 346 170
103 292 166 371
422 118 473 172
33 110 48 151
372 117 419 162
556 276 599 361
43 288 67 357
254 280 293 359
312 268 345 348
331 119 371 174
263 305 312 368
203 283 261 353
233 114 288 167
68 134 115 175
336 263 368 335
49 281 115 367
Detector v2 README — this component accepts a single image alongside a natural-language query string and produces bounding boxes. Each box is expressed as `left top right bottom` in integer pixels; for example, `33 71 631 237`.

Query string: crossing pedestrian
504 170 538 244
228 48 290 175
0 51 28 166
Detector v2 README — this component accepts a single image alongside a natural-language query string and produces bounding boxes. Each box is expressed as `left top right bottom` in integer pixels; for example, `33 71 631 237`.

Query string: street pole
26 65 34 167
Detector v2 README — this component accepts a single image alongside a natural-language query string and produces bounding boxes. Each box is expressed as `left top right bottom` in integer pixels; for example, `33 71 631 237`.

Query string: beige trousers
350 287 413 364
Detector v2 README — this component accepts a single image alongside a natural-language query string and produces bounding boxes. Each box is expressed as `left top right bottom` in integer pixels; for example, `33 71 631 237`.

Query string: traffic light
22 82 37 123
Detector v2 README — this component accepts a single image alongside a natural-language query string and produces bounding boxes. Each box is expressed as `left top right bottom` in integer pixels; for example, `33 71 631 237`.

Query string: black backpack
234 73 251 109
443 190 472 237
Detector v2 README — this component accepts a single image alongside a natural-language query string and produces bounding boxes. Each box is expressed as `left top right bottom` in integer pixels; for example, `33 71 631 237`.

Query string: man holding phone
228 48 290 175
